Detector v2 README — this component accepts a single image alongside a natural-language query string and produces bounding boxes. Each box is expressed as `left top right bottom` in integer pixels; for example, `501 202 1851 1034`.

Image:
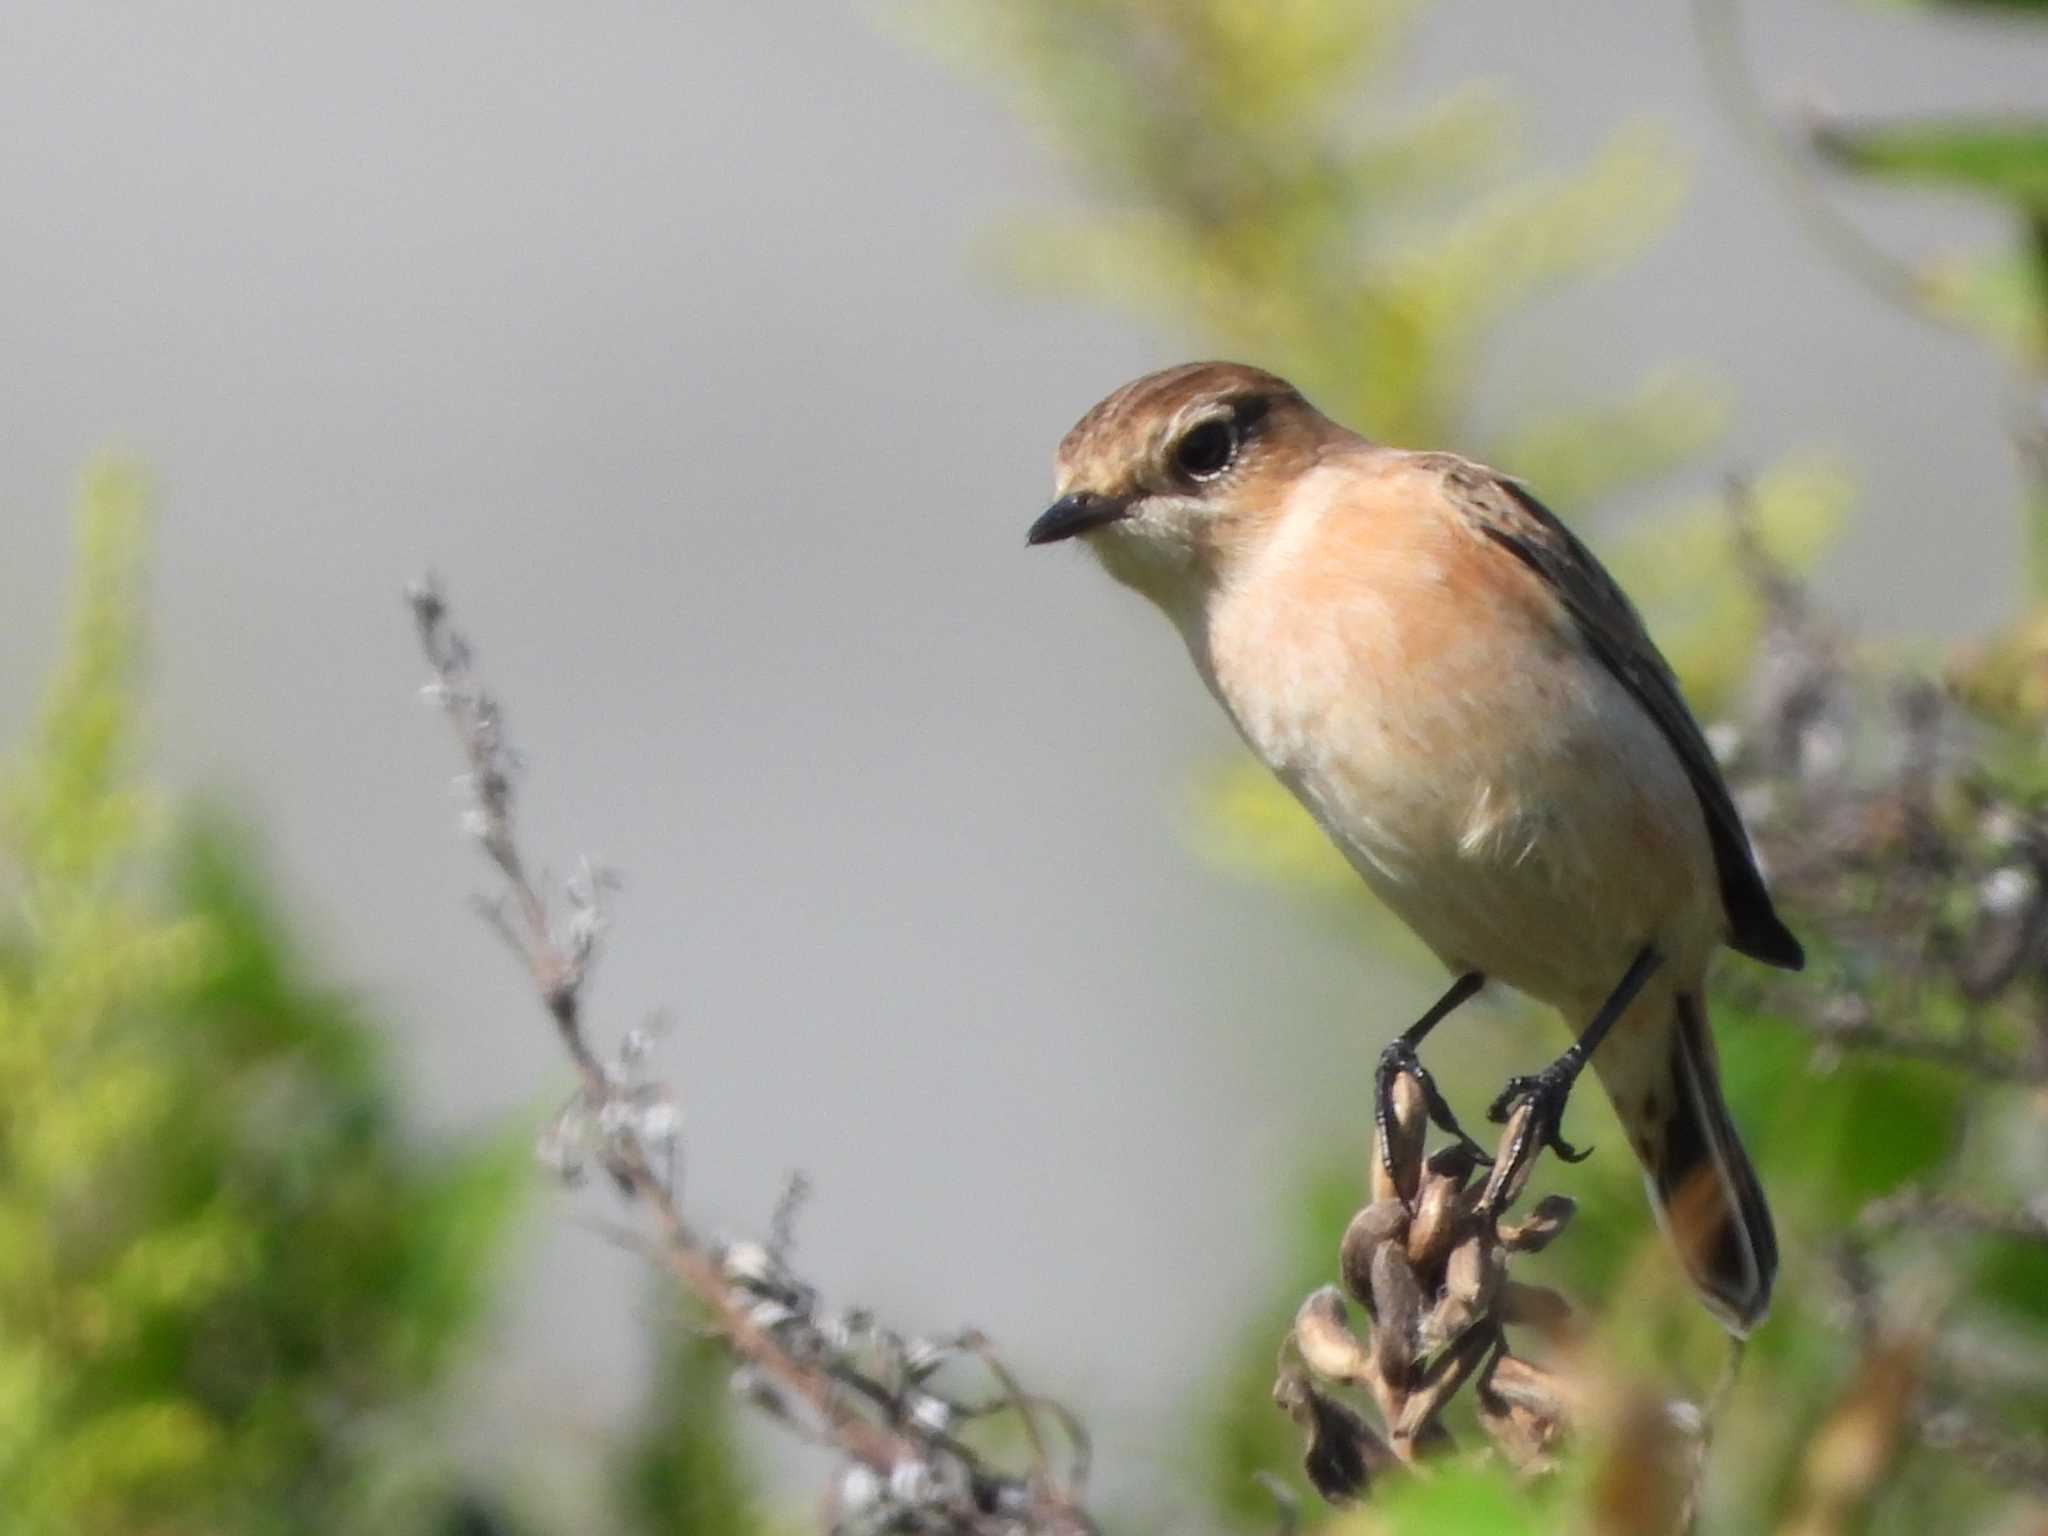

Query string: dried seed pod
1428 1232 1503 1347
1498 1193 1576 1253
1475 1379 1563 1473
1369 1152 1399 1209
1499 1281 1575 1338
1485 1352 1581 1422
1472 1387 1528 1468
1425 1301 1470 1355
1477 1101 1543 1215
1293 1286 1374 1386
1375 1070 1428 1206
1404 1171 1464 1272
1273 1367 1385 1505
1444 1233 1500 1307
1369 1242 1425 1386
1339 1199 1410 1307
1394 1322 1495 1443
1512 1402 1565 1460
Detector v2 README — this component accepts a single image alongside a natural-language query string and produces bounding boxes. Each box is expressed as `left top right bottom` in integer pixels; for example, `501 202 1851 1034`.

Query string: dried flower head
1276 1060 1594 1500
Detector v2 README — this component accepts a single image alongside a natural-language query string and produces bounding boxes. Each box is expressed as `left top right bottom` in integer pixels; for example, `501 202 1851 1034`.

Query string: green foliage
1920 245 2048 362
917 0 1704 477
1811 105 2048 370
921 0 1847 972
0 466 527 1535
1805 4 2048 581
1202 1168 1365 1527
1717 1004 1961 1220
1603 457 1852 710
618 1315 778 1536
1813 118 2048 211
1330 1457 1529 1533
928 1 2048 1532
1872 0 2048 11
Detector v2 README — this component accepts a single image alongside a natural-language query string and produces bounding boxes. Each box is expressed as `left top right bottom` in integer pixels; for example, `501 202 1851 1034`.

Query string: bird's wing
1430 455 1804 971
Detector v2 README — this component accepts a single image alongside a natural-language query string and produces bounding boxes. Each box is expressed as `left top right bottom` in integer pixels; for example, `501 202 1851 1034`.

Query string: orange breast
1201 458 1722 1009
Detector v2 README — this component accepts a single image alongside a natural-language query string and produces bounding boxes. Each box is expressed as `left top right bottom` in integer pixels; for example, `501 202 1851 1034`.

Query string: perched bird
1028 361 1802 1333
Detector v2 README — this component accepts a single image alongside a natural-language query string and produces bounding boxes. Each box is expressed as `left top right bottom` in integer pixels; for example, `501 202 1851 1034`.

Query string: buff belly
1237 626 1720 1020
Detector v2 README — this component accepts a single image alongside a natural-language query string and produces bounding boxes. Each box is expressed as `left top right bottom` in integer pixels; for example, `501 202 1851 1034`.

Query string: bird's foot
1376 1037 1493 1178
1486 1063 1591 1167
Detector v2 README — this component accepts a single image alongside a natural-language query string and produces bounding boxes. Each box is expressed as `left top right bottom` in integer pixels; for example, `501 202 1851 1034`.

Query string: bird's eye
1173 418 1239 481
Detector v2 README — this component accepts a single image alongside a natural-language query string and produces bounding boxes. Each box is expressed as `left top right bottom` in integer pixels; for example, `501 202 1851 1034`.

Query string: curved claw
1548 1132 1593 1164
1485 1074 1536 1126
1378 1040 1494 1174
1486 1070 1592 1164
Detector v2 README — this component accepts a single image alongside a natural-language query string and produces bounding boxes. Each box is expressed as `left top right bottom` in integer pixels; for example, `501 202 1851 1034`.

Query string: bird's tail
1601 992 1777 1335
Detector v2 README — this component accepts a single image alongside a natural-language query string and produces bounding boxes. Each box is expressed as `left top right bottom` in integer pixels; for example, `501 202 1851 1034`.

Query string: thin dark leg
1376 971 1489 1176
1486 945 1663 1165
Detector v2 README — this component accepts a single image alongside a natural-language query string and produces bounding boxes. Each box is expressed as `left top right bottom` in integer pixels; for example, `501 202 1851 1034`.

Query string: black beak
1027 491 1129 546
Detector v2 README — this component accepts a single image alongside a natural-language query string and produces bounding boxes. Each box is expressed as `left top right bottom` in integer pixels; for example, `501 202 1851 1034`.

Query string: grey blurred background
0 0 2037 1517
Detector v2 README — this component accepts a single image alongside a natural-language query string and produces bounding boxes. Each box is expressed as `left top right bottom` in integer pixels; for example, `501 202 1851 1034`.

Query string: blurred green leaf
1717 1002 1964 1222
1967 1235 2048 1331
1860 0 2048 15
922 0 1705 492
1201 1165 1365 1529
1332 1456 1534 1532
1494 371 1728 514
1608 455 1851 712
1812 118 2048 211
925 1 2048 1532
620 1316 777 1536
0 476 527 1536
1919 246 2048 359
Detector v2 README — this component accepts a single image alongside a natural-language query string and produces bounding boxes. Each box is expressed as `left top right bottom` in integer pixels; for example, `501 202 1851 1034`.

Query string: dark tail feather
1649 995 1777 1335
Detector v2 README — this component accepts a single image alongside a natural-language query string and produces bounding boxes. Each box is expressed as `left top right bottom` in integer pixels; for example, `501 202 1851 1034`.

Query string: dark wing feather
1434 457 1804 971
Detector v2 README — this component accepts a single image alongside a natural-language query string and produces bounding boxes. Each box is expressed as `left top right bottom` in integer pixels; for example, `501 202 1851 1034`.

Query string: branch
1784 1000 2048 1087
1860 1187 2048 1247
1272 1071 1642 1505
407 578 1096 1536
1691 0 1958 337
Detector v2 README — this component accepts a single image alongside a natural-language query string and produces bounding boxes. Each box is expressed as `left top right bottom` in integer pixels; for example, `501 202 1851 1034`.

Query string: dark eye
1173 418 1239 481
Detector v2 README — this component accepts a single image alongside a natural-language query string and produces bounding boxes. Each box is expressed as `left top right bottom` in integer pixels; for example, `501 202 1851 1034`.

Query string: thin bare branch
407 578 1097 1536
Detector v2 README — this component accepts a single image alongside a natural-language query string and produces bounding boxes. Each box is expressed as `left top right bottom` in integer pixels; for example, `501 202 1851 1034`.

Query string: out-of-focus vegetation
11 1 2048 1532
928 0 2048 1532
918 0 1853 894
412 577 1099 1536
0 468 527 1536
1705 0 2048 587
618 1323 772 1536
918 0 1718 492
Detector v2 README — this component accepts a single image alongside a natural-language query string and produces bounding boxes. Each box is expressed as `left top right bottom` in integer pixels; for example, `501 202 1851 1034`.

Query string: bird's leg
1377 970 1490 1175
1486 946 1662 1169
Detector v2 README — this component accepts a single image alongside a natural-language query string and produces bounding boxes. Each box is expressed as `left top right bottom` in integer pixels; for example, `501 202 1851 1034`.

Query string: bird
1026 360 1802 1334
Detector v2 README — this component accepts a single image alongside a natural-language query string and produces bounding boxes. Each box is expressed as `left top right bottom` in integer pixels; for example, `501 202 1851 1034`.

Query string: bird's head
1028 361 1349 611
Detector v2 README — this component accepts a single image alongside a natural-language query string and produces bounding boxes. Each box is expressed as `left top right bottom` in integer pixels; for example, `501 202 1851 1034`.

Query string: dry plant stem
409 582 1094 1535
1795 1009 2048 1087
1719 494 2048 1088
958 1331 1095 1504
1716 505 2048 1513
1691 0 1950 335
1776 1340 1923 1536
1860 1188 2048 1247
1829 1226 2048 1505
1277 1066 1592 1503
1912 1401 2048 1502
411 587 914 1476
